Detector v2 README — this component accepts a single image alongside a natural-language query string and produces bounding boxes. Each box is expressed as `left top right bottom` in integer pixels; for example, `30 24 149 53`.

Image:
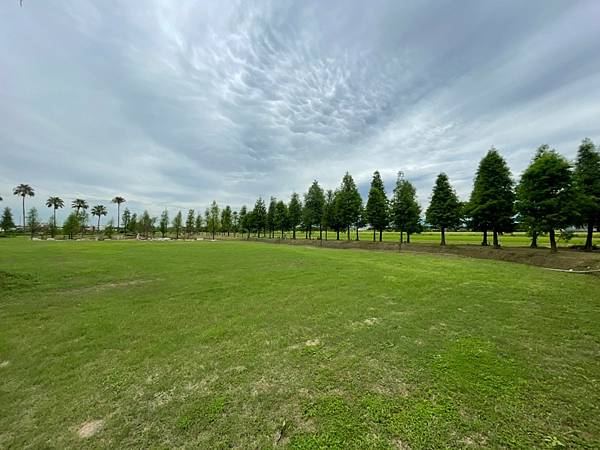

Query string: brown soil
241 237 600 273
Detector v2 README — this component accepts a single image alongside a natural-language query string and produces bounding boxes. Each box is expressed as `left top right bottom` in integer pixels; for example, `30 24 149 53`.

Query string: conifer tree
425 173 461 245
288 193 303 239
390 172 421 243
573 138 600 251
337 172 362 240
366 171 388 242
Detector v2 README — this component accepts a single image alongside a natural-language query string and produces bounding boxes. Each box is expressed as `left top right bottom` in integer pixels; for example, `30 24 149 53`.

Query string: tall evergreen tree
232 211 239 237
1 207 15 234
221 205 233 236
517 146 577 252
185 209 195 238
253 197 267 238
303 181 326 239
573 138 600 251
322 190 336 241
336 172 362 240
266 197 277 238
172 211 183 239
121 208 131 232
365 171 388 242
208 201 221 239
239 206 248 238
195 212 203 234
390 172 421 243
467 148 515 248
26 207 40 239
159 209 169 237
274 200 288 238
63 212 80 239
425 173 461 245
288 193 302 239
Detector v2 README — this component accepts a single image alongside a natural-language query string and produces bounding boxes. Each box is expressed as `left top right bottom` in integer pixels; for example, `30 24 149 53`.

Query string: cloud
1 0 599 223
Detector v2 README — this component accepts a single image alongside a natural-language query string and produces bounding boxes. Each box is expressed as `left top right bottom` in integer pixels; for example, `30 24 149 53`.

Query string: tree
172 211 183 239
221 205 232 236
185 209 195 238
266 198 277 238
253 197 267 238
208 201 220 239
303 181 326 239
573 138 600 251
63 212 80 239
139 211 153 238
516 146 577 252
122 208 131 231
72 198 88 214
467 148 515 248
127 213 137 235
12 184 34 230
274 200 288 238
159 209 169 237
195 212 203 234
91 205 108 233
288 193 302 239
322 190 337 241
366 171 388 242
104 219 115 238
239 206 248 238
26 207 40 239
232 211 239 237
111 196 126 231
45 196 64 237
1 207 16 234
336 172 362 240
390 172 421 243
425 173 462 245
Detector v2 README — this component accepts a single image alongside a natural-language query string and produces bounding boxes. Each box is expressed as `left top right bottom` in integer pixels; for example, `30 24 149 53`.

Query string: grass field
1 239 600 448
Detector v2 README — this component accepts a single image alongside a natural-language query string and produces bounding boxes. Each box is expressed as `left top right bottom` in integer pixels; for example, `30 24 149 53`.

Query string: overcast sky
1 0 600 223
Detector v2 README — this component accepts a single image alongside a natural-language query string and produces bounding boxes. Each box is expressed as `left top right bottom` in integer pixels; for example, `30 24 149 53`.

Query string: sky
1 0 600 224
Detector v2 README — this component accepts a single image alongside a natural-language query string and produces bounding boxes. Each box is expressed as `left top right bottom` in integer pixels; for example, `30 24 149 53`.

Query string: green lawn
1 239 599 448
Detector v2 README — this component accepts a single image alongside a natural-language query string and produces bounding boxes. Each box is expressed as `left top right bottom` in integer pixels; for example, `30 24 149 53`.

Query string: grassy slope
1 240 599 449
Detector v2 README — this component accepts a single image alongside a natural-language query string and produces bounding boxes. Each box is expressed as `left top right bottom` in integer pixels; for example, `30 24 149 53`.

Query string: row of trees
2 139 599 251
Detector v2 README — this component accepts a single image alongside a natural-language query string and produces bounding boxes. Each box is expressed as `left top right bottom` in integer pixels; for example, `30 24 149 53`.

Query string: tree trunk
379 229 383 242
319 225 322 240
336 228 340 240
356 226 359 241
53 209 57 237
22 196 25 230
293 228 296 239
347 225 350 240
584 221 594 252
97 216 101 234
492 228 500 249
440 227 446 246
373 228 376 242
407 232 410 243
549 229 557 253
530 230 538 248
481 230 488 246
325 228 328 241
400 230 404 244
117 204 121 232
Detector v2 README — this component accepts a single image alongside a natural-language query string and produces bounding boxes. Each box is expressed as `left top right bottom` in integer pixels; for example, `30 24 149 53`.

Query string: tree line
2 139 599 252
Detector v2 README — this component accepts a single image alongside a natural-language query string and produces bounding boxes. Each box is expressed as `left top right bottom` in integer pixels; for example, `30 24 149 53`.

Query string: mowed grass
1 239 599 449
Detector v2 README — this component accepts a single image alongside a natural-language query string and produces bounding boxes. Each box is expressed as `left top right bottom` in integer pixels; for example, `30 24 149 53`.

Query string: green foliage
91 204 108 232
159 209 169 237
517 146 578 250
468 148 515 234
25 207 40 238
252 197 267 237
288 193 303 238
573 138 600 248
185 209 195 237
336 172 362 238
303 181 326 234
207 201 220 238
274 200 288 236
425 173 462 235
365 171 388 239
104 219 115 238
1 207 16 233
390 172 421 239
221 205 232 235
266 197 277 237
122 207 132 231
172 211 183 239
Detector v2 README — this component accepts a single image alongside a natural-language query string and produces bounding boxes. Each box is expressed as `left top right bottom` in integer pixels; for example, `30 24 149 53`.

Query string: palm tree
111 196 126 231
72 199 88 214
91 205 108 233
13 184 34 230
45 196 65 236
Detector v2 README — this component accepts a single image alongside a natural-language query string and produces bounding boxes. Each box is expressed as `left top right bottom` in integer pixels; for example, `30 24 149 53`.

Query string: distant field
1 240 599 448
